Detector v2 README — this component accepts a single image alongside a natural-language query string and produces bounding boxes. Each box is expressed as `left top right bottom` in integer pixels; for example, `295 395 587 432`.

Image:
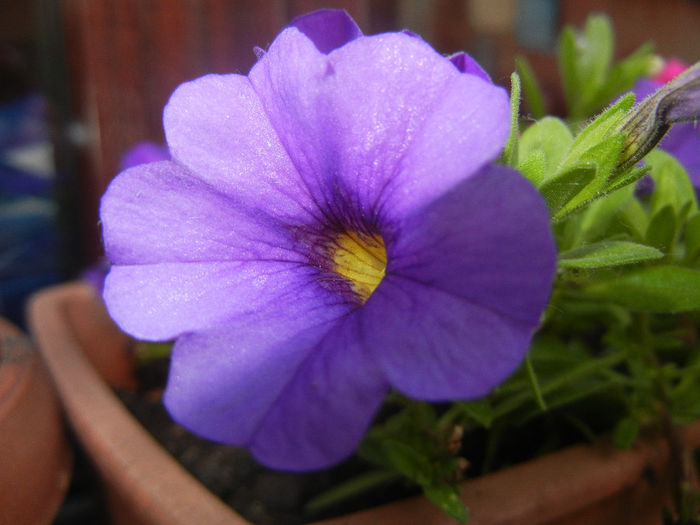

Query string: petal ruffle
363 166 556 399
163 74 315 221
165 311 388 470
249 313 389 470
103 261 346 340
289 9 362 54
388 165 556 325
248 28 510 222
100 160 302 266
362 276 533 399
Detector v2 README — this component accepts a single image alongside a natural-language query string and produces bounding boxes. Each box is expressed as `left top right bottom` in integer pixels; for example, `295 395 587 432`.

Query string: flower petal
390 165 556 324
164 313 336 445
365 166 556 399
289 9 363 54
248 28 510 222
164 311 388 471
363 277 534 399
100 160 302 266
104 261 346 340
163 73 314 220
249 314 389 470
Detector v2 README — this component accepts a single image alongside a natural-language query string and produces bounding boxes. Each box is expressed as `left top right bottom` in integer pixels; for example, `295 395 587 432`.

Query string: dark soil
116 357 414 525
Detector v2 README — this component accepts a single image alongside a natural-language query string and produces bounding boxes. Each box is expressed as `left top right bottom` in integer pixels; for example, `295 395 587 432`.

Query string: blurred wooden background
23 0 700 266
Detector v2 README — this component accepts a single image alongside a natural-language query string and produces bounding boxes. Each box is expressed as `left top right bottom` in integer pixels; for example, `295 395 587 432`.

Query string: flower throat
331 231 386 303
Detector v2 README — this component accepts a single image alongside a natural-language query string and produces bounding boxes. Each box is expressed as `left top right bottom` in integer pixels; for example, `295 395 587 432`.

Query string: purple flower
630 62 700 186
100 9 556 470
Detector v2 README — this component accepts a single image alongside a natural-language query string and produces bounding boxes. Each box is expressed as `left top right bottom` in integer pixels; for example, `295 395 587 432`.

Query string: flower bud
614 61 700 174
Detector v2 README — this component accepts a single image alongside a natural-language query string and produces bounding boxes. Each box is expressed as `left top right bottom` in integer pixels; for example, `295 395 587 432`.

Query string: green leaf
559 241 664 269
684 213 700 262
501 72 521 167
516 55 546 118
540 163 597 216
493 352 626 419
595 42 655 110
557 14 652 120
618 196 650 242
557 25 579 117
580 15 614 102
558 15 615 119
561 94 635 170
645 205 677 253
570 183 635 246
519 150 547 186
554 134 626 217
382 439 433 486
670 362 700 423
603 165 650 194
457 399 494 428
423 484 468 523
647 149 698 219
612 417 640 449
585 265 700 312
581 133 625 181
518 117 573 182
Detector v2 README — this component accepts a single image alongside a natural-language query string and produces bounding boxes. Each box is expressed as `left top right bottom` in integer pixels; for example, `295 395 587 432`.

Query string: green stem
500 72 521 167
492 351 626 419
304 470 402 514
525 354 547 411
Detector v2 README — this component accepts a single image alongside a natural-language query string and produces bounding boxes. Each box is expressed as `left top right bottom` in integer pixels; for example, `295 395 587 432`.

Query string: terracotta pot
28 282 700 525
0 316 72 525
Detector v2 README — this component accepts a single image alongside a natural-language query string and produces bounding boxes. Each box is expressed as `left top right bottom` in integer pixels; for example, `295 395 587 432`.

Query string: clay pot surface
29 282 700 525
0 316 72 525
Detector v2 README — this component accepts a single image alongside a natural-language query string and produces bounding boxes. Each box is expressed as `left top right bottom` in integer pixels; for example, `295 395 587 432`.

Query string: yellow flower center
331 231 387 303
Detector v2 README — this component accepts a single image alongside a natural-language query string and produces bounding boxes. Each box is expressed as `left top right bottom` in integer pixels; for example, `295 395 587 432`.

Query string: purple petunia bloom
100 9 556 470
631 61 700 186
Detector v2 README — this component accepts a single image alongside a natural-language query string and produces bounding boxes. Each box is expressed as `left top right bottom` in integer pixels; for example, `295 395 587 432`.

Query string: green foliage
559 241 664 269
557 14 654 121
612 417 640 449
501 72 521 167
516 55 546 119
516 95 639 220
585 266 700 313
358 402 469 522
518 117 573 183
423 484 469 523
647 150 698 219
684 214 700 261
